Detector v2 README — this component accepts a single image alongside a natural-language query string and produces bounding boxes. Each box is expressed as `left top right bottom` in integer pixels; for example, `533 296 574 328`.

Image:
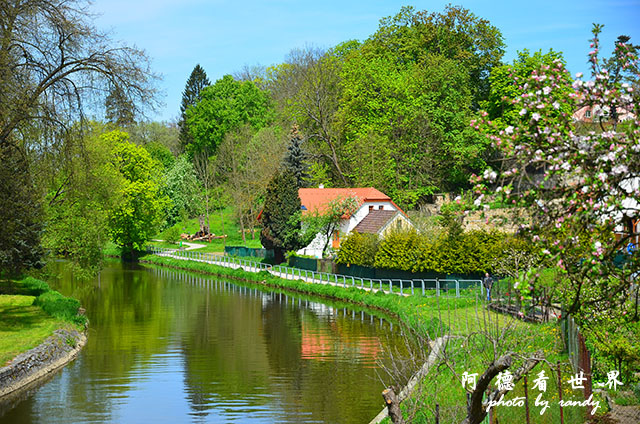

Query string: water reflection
0 262 408 424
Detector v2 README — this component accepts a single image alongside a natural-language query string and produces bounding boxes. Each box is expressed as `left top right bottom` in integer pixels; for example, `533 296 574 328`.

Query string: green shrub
17 276 51 296
374 229 422 271
336 232 379 266
33 290 87 325
164 225 182 244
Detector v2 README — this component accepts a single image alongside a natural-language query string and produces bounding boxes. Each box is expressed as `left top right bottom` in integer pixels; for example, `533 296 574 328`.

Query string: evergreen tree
260 169 303 263
282 124 309 188
179 64 210 150
0 145 44 275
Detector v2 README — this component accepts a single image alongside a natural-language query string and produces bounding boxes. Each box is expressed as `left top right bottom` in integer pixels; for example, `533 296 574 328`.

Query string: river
0 262 410 423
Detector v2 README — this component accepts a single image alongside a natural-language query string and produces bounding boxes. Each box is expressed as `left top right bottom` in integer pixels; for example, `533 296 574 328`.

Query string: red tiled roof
298 187 394 217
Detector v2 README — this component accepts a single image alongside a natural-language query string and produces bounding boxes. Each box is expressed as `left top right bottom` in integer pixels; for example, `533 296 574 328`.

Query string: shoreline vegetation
0 276 88 399
139 252 596 423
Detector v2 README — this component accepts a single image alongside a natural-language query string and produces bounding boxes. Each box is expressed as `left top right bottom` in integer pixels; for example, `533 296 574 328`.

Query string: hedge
337 229 512 275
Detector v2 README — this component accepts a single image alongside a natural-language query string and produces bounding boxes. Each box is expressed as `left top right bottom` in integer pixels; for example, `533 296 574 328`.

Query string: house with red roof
297 186 413 258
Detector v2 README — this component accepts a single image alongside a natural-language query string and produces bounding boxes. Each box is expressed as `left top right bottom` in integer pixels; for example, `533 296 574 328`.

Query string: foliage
367 5 505 106
41 125 122 276
335 232 379 267
33 290 86 326
144 141 175 169
107 131 169 255
179 64 211 150
473 25 640 326
186 75 274 155
374 229 424 271
0 145 44 276
483 49 574 127
259 169 304 262
162 155 200 228
282 124 310 188
216 125 286 242
163 225 182 244
338 226 510 275
300 196 360 258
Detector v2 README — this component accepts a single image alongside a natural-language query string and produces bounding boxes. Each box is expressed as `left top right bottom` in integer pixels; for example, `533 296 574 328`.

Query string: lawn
155 206 262 253
0 295 71 366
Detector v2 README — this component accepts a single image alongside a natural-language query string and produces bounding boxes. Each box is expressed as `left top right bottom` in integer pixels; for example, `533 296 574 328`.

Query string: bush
164 225 182 244
374 229 422 271
17 276 51 296
336 232 379 267
339 227 517 276
33 290 87 326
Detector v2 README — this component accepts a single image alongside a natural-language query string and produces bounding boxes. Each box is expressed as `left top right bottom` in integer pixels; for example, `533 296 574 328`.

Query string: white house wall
298 200 398 258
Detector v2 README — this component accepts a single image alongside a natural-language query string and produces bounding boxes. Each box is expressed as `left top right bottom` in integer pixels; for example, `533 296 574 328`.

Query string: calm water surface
0 262 409 423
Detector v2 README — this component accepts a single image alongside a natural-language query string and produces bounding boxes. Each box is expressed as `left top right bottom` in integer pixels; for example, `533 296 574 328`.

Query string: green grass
0 295 72 366
155 207 263 253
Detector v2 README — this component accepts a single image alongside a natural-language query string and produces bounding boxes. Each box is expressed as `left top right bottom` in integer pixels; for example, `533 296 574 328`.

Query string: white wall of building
297 200 398 258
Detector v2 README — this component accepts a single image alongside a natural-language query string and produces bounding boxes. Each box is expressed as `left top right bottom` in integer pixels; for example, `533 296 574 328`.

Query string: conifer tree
282 124 310 188
260 169 303 263
179 64 210 150
0 145 44 275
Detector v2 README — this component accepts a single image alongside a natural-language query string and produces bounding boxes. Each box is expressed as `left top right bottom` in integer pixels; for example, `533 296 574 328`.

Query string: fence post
421 280 425 296
456 280 460 298
436 278 440 297
410 280 414 295
400 280 403 296
389 280 392 293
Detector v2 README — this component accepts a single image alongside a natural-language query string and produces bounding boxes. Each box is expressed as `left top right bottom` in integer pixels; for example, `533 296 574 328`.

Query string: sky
89 0 640 122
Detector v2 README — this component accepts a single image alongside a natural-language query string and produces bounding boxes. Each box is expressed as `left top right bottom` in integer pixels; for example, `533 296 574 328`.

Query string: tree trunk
382 387 405 424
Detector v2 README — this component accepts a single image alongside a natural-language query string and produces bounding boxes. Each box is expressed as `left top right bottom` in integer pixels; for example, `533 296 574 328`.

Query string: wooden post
557 361 564 424
524 375 531 424
435 403 440 424
382 387 405 424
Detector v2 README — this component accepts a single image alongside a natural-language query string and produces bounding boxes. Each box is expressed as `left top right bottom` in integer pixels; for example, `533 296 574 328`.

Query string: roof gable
352 210 399 234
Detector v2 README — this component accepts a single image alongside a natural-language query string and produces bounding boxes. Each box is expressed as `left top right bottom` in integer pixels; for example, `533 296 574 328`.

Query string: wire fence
146 246 483 298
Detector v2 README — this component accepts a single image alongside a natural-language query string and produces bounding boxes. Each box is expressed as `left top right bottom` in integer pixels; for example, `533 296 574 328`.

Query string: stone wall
0 328 86 398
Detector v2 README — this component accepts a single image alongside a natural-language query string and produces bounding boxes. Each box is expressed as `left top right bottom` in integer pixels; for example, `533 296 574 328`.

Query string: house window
369 205 374 211
585 110 591 118
378 205 383 210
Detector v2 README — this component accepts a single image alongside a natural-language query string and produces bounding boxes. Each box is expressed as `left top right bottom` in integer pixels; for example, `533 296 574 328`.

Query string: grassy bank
0 276 87 366
155 207 262 253
140 253 607 423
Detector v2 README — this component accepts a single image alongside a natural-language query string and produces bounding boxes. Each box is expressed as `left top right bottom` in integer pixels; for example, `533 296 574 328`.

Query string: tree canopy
185 75 274 155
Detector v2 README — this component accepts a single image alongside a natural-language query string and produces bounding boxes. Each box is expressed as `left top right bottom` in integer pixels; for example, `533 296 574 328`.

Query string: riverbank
0 277 88 400
0 328 86 398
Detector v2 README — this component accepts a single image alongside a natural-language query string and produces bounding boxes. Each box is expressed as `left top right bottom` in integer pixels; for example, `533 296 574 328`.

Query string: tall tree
0 0 157 150
179 64 210 150
107 131 169 257
474 25 639 330
260 169 303 263
267 47 347 184
186 75 274 155
282 124 310 188
368 5 505 106
0 145 44 275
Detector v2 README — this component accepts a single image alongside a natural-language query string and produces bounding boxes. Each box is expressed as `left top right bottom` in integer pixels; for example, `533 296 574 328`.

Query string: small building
297 187 413 258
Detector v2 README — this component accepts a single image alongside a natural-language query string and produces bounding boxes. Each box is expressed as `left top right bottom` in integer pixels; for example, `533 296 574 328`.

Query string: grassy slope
154 206 262 252
0 295 71 366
